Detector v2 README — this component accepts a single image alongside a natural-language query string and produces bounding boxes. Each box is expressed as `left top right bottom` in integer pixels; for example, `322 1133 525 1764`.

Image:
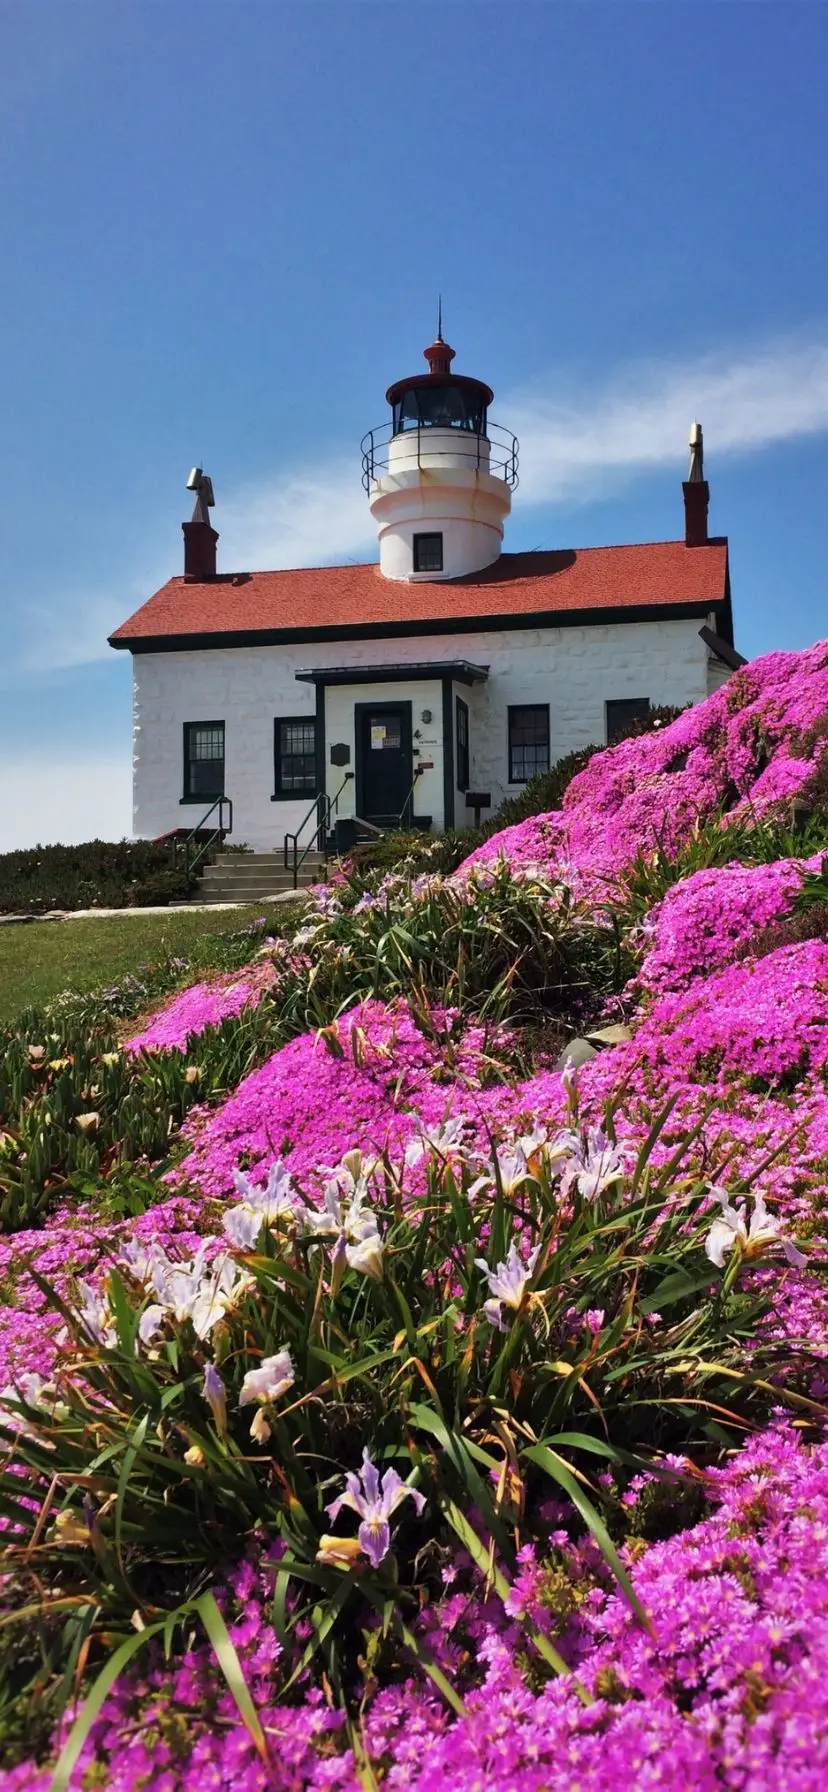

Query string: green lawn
0 905 296 1023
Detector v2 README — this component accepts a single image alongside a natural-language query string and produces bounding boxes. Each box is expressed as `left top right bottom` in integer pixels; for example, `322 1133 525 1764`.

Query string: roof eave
109 597 727 655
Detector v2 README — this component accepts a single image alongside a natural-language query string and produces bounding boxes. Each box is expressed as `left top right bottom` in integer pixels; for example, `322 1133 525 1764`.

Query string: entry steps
194 851 327 904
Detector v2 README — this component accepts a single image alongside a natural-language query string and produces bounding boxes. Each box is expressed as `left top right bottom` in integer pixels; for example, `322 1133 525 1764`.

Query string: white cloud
509 336 828 506
219 457 376 573
16 330 828 679
0 757 132 853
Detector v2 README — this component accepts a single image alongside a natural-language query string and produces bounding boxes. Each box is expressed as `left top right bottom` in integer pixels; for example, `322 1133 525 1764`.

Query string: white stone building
110 331 741 856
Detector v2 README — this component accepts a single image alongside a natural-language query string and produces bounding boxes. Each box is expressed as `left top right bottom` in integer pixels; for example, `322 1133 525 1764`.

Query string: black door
356 702 413 827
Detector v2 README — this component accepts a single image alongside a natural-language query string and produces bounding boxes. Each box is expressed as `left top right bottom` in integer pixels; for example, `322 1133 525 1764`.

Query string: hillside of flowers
2 644 828 1790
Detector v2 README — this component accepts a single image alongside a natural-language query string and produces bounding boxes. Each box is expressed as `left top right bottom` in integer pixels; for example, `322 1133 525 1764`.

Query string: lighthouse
361 323 519 582
114 311 739 861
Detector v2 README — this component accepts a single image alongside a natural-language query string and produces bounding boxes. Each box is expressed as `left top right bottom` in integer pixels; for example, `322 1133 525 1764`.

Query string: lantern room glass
392 382 488 436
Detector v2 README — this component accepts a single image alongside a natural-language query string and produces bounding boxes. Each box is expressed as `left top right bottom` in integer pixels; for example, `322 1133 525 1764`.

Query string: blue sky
1 2 827 849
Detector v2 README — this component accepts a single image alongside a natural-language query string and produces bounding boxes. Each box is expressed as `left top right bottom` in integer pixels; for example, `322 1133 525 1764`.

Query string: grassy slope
0 906 281 1023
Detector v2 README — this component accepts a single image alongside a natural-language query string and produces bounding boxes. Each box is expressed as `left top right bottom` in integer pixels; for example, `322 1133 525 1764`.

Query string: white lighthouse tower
362 321 518 582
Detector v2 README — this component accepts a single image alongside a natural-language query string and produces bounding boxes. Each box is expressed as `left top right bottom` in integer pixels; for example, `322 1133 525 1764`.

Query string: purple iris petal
360 1449 381 1506
359 1516 390 1568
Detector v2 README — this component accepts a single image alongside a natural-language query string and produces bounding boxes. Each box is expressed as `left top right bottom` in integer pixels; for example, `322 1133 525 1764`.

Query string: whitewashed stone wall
131 614 715 848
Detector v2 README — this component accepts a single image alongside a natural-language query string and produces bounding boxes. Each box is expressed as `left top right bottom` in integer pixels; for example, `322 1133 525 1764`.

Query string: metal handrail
283 773 354 890
173 795 233 883
361 418 519 494
396 764 426 830
326 771 355 832
351 815 384 839
283 792 327 875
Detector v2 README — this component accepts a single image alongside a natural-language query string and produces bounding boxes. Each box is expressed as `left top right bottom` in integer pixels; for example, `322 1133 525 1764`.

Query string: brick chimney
182 468 219 580
682 422 709 547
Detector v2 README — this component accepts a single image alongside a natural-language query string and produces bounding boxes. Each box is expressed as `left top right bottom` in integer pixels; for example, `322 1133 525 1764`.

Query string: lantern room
386 333 493 436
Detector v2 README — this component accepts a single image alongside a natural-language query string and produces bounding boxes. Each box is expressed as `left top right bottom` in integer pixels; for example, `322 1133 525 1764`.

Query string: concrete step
198 874 312 887
199 868 321 884
198 880 319 896
192 850 327 904
202 854 327 873
201 860 326 878
200 865 327 876
193 862 324 903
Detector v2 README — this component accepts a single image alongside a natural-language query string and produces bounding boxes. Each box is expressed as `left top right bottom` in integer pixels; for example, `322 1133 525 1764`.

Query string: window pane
189 757 223 797
606 698 650 744
276 717 317 794
281 722 316 758
191 726 223 761
413 533 443 573
396 386 485 433
185 722 225 798
508 706 549 783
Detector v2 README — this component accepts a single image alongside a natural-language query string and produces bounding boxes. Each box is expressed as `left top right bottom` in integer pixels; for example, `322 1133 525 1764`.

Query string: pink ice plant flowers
460 640 828 890
125 958 280 1054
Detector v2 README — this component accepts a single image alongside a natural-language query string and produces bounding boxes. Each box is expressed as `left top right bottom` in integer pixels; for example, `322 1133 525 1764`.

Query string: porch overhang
295 659 489 687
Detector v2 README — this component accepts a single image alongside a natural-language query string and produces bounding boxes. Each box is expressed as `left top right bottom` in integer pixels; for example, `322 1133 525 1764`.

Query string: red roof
109 541 729 648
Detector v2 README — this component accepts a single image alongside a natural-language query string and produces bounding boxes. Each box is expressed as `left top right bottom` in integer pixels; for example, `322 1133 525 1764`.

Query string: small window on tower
413 533 443 573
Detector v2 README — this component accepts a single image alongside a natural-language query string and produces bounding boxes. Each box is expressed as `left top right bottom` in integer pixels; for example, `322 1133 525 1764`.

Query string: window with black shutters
183 721 225 801
508 705 550 784
413 532 443 573
605 698 650 744
455 695 470 792
274 717 317 796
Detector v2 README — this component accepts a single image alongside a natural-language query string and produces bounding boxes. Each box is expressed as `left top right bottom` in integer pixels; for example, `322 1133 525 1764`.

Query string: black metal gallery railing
360 419 519 494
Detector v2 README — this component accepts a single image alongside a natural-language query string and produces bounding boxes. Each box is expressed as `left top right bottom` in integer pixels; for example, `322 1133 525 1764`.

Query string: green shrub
345 829 480 882
0 840 193 914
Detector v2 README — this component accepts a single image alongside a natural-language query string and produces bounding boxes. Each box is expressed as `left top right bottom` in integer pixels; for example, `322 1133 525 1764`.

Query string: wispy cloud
15 590 142 678
509 335 828 505
16 330 828 679
219 458 376 573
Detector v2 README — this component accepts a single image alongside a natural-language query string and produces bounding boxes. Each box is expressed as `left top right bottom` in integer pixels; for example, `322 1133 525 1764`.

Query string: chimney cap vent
187 467 215 506
687 422 704 483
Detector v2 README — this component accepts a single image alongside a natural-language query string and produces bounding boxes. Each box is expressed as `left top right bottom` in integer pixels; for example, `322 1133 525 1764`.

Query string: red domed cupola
422 332 456 377
385 324 494 437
